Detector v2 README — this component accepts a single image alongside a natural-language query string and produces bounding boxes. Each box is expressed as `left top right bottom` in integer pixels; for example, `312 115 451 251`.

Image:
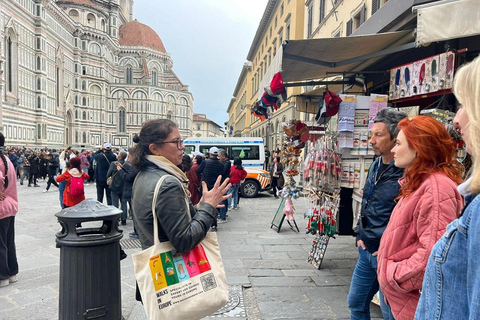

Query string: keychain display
302 135 342 269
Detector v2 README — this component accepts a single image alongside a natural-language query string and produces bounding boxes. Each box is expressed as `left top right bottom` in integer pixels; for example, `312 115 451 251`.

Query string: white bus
183 137 271 197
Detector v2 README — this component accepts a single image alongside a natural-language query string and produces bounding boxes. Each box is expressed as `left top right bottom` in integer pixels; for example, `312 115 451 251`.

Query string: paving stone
253 287 307 303
248 269 284 277
311 275 351 287
281 269 318 277
260 251 291 260
227 276 250 285
257 301 336 319
263 245 310 252
250 276 316 287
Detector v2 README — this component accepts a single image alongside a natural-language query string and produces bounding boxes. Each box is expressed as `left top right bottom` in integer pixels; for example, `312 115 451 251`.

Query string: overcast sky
133 0 270 131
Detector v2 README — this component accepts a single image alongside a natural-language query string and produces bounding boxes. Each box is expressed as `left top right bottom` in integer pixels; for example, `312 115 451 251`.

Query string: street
0 180 383 320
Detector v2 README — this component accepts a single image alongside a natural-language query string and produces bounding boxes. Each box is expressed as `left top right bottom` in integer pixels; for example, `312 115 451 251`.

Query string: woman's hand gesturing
201 176 231 208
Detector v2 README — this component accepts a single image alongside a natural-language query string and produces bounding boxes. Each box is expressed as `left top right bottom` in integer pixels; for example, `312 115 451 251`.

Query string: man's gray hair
374 108 408 139
218 149 227 157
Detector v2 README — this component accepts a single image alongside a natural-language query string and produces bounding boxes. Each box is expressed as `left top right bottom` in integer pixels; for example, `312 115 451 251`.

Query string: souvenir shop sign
389 51 456 101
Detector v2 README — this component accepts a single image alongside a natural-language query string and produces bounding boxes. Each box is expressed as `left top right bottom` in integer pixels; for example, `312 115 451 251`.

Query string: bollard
55 199 123 320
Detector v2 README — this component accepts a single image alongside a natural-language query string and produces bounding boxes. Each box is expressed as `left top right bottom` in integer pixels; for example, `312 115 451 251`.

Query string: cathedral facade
0 0 193 148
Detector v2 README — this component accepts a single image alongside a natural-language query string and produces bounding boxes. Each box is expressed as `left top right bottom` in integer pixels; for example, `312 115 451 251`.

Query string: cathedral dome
119 20 166 52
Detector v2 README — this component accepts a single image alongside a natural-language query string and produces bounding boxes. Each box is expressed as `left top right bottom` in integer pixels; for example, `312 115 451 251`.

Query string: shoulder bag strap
102 153 111 165
152 175 191 246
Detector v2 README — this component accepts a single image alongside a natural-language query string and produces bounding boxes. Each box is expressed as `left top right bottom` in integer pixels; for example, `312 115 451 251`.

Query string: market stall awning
415 0 480 47
280 30 415 83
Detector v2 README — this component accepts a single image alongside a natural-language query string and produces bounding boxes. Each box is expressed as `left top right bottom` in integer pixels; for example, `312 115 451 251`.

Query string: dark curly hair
130 119 178 170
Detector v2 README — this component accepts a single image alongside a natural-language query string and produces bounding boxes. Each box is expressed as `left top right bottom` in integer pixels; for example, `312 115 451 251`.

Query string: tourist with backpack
55 157 89 208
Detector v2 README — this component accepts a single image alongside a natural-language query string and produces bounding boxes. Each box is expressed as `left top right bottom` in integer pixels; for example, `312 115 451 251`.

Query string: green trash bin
55 199 123 320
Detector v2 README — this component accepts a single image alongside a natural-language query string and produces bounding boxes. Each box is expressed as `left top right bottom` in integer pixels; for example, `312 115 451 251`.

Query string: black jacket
117 164 139 201
132 160 217 253
355 157 404 253
93 150 117 181
47 157 59 175
198 157 224 190
107 160 128 194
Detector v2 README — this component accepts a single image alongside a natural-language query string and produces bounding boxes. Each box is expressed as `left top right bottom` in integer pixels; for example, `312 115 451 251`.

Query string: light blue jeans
227 184 240 209
348 247 395 320
59 180 67 208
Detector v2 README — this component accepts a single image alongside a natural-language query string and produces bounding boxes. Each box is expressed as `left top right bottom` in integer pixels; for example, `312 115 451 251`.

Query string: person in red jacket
377 116 464 320
228 157 247 210
56 157 89 208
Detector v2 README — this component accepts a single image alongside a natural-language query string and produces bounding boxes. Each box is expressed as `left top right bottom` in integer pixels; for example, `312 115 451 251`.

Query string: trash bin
55 199 123 320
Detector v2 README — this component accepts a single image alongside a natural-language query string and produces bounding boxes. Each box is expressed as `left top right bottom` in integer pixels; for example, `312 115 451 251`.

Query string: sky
133 0 270 130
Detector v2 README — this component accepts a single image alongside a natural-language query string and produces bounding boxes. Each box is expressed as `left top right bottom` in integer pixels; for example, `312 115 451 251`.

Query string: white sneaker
0 279 9 287
43 189 48 193
9 275 17 283
217 219 227 224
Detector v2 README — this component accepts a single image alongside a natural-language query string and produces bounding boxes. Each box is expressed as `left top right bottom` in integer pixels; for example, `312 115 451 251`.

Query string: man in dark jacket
93 143 117 205
43 153 59 192
348 108 407 320
197 147 224 229
107 151 129 225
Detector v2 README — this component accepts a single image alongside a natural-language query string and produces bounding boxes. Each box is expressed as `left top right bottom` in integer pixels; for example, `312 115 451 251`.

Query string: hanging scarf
146 155 191 197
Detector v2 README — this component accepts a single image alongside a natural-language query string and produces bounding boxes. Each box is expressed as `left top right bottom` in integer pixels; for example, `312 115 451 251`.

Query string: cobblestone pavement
0 180 383 319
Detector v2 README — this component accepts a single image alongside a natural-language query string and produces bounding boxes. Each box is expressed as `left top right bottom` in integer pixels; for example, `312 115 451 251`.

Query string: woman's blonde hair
453 55 480 194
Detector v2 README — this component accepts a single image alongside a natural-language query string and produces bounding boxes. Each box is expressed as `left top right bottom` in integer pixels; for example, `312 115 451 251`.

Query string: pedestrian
197 147 226 228
264 146 271 171
27 152 40 188
130 119 230 302
38 152 48 181
347 108 407 320
0 133 19 288
93 143 117 205
186 155 203 206
22 153 30 186
79 149 90 185
107 151 128 225
270 156 284 198
218 149 231 222
414 56 480 320
228 157 247 209
115 148 139 238
58 147 71 208
376 116 463 320
178 154 192 173
55 157 89 208
43 154 59 193
8 150 18 179
17 153 24 186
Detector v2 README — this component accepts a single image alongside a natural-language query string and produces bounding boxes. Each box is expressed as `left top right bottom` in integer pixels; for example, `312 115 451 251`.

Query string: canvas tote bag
132 175 229 320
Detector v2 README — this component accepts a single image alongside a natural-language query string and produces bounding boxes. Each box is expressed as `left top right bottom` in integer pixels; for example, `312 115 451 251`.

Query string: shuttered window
319 0 326 23
372 0 380 15
346 19 353 36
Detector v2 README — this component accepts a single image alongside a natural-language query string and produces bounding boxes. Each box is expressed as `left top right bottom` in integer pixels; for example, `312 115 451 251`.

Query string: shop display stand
270 198 300 233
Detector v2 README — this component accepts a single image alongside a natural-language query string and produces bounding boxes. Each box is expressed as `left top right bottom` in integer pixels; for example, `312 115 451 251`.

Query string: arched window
36 56 41 70
83 132 87 143
82 97 87 106
74 78 78 89
75 109 78 119
37 96 41 108
125 67 133 84
101 19 106 32
69 10 79 22
56 66 60 107
6 36 13 92
118 108 126 133
82 81 86 90
86 13 96 28
37 78 41 91
83 111 87 120
152 70 157 86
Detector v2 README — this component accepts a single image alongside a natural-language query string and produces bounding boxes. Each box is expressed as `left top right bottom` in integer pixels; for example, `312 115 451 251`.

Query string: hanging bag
132 175 229 320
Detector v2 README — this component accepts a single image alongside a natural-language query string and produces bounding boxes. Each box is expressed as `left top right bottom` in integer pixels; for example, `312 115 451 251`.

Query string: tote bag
132 175 229 320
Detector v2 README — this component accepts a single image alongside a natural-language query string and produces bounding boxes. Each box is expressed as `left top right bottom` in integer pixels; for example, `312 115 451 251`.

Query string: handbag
132 175 229 320
106 170 118 186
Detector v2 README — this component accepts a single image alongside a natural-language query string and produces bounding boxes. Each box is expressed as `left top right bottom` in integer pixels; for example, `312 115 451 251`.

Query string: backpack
70 176 84 197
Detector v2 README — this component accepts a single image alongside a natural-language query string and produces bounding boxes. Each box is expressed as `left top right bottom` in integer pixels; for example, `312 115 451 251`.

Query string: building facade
192 113 223 138
0 0 193 148
226 0 306 150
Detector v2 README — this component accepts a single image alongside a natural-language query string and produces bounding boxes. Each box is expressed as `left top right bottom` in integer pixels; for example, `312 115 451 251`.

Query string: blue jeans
348 247 394 320
111 191 128 222
227 185 240 208
59 180 67 208
219 197 228 220
82 168 89 184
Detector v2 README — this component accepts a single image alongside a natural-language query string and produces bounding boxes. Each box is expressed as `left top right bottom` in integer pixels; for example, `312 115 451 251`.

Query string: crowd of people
348 55 480 320
1 56 479 319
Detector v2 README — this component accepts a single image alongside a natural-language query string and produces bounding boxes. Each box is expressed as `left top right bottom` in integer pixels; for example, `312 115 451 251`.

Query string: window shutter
360 4 366 25
346 19 353 36
372 0 380 15
319 0 326 23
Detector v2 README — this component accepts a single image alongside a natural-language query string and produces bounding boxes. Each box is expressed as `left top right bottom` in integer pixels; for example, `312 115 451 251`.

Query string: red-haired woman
56 157 89 208
377 115 464 320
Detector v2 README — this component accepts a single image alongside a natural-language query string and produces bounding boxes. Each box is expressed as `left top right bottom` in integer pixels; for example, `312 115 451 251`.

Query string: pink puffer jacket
377 172 463 320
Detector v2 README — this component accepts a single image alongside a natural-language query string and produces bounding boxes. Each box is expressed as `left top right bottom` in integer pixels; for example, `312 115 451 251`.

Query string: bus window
231 146 259 160
200 146 231 159
184 145 195 155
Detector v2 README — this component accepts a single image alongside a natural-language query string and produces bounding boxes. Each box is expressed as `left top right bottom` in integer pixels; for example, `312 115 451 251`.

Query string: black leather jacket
132 161 217 253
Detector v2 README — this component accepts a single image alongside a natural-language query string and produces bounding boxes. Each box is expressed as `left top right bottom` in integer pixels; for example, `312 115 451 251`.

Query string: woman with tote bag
130 119 231 320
